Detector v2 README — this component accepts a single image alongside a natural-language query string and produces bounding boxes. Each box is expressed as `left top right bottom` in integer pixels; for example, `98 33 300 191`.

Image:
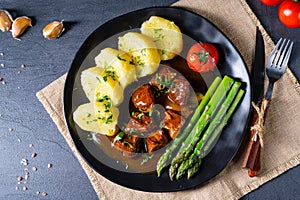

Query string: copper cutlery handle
242 98 270 176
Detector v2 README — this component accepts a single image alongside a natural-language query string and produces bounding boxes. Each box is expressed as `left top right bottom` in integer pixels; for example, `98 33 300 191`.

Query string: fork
265 38 294 100
247 38 293 177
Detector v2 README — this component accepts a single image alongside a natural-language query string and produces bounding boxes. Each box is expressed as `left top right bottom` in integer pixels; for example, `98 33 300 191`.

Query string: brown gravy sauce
91 58 207 173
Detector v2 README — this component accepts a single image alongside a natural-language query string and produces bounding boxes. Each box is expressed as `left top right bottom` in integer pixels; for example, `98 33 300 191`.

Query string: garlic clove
11 16 32 38
0 10 13 32
42 21 64 39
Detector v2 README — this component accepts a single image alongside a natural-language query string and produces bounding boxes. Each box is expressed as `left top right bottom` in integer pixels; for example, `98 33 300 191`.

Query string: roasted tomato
260 0 284 6
278 0 300 28
186 42 219 73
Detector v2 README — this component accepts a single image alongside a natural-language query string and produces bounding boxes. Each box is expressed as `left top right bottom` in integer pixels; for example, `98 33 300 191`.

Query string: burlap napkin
36 0 300 199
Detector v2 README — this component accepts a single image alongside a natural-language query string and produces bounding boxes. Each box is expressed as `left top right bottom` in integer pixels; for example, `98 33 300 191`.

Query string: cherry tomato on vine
260 0 284 6
278 0 300 28
186 42 219 73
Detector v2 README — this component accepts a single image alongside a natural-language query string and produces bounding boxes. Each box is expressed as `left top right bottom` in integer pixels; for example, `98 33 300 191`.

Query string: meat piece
162 109 185 139
150 66 190 106
131 84 155 112
168 75 190 106
125 112 157 134
112 133 142 157
146 130 170 153
125 104 166 135
150 67 177 90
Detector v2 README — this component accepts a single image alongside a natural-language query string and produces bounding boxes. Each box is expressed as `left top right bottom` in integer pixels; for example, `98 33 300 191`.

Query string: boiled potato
81 66 104 102
140 16 183 60
73 86 120 136
118 32 161 78
73 103 103 134
93 92 119 136
81 65 124 105
94 76 123 106
73 102 119 136
94 48 136 88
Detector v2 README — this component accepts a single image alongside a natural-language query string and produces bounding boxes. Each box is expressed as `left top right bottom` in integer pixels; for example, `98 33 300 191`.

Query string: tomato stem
193 50 209 64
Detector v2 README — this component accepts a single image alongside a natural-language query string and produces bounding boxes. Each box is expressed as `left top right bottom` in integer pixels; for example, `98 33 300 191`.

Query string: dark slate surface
0 1 299 199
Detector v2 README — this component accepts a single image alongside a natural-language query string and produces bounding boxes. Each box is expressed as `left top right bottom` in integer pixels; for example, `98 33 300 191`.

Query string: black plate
64 7 251 192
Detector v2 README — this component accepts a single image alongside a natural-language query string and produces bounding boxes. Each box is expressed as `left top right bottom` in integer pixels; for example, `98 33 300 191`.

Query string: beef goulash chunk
146 130 170 153
131 84 155 113
168 75 190 106
125 112 157 134
149 67 177 90
111 65 193 155
162 109 185 139
112 133 142 157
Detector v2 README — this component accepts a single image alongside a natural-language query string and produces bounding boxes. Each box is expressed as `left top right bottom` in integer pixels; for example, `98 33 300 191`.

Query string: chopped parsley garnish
105 114 113 124
153 28 162 34
129 59 135 65
136 113 144 119
153 33 165 42
103 101 112 110
103 69 118 82
96 94 110 103
134 56 145 67
96 76 101 83
137 60 145 67
105 65 114 70
140 48 147 56
141 154 154 165
153 109 161 119
124 141 135 149
129 129 136 134
113 131 125 143
159 123 163 129
98 116 105 121
155 73 172 89
149 105 153 117
117 54 126 61
87 134 93 141
103 76 108 82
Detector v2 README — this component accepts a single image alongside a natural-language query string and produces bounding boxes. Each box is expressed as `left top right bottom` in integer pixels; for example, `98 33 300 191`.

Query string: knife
242 27 265 176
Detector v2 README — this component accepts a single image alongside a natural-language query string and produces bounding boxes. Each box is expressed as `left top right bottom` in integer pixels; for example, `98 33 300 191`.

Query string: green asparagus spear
187 89 245 179
200 89 245 157
187 159 202 180
175 81 241 179
156 76 221 177
176 143 201 180
169 76 235 180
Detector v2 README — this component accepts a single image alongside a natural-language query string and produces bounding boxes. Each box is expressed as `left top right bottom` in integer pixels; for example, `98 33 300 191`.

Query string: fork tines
269 38 294 70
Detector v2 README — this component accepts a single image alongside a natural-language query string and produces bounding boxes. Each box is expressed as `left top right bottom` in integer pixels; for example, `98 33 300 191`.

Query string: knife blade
252 28 265 104
242 27 265 176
